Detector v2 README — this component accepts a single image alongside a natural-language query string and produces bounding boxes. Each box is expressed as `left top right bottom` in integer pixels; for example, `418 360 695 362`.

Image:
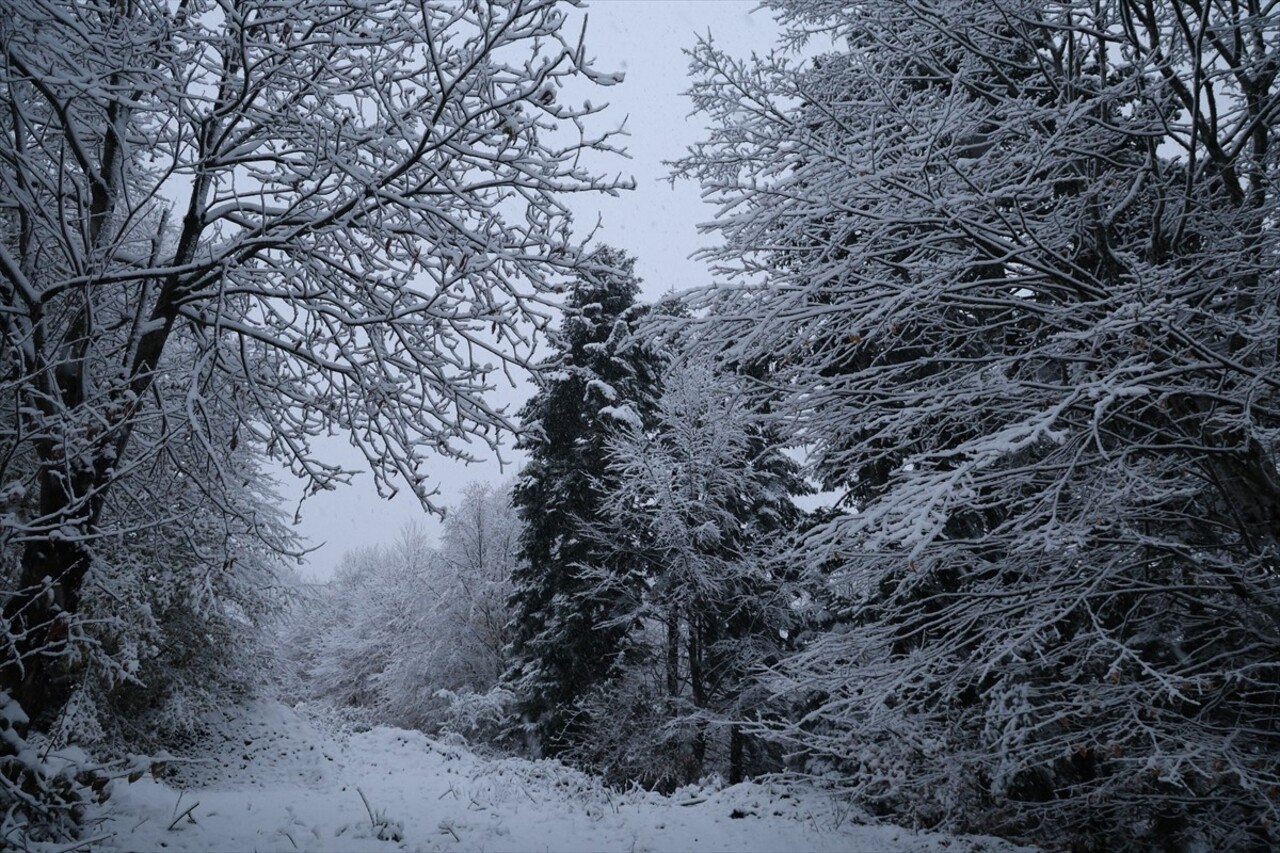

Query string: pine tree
505 248 661 755
573 354 808 788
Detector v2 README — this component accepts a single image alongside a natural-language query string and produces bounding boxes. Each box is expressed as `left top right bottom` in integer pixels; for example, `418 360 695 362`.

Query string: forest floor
86 702 1033 852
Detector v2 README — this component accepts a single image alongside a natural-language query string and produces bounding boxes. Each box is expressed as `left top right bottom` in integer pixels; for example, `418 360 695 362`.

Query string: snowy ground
85 702 1032 852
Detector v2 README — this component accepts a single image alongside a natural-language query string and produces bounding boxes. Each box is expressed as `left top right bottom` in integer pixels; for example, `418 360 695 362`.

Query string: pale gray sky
289 1 785 579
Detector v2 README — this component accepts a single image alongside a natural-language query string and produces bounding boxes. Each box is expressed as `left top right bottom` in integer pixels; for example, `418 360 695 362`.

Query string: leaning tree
0 0 627 727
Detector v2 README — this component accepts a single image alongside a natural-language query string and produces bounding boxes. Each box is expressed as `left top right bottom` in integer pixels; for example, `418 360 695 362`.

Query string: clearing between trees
87 702 1030 853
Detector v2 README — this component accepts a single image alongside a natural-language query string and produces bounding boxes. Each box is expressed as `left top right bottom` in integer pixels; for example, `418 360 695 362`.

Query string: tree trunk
687 616 706 773
729 724 744 784
2 480 95 729
2 314 173 728
666 605 680 697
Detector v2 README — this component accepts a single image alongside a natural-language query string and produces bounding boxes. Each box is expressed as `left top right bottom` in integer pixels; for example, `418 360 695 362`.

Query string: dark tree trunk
729 724 744 784
2 536 93 730
665 605 680 697
1 371 100 729
687 617 707 773
2 312 174 728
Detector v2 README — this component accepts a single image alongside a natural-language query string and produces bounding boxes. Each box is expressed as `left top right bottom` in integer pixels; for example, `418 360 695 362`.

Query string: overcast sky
289 1 785 579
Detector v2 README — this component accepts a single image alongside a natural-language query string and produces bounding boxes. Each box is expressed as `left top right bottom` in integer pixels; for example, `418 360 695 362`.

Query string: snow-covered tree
0 0 628 726
286 485 519 739
63 423 295 753
571 354 806 789
293 529 437 718
505 247 661 756
1 338 296 840
676 0 1280 848
437 481 521 689
379 482 520 736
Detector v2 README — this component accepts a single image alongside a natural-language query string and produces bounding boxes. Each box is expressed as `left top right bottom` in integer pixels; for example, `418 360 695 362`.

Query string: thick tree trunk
2 450 100 729
2 320 170 728
2 536 93 730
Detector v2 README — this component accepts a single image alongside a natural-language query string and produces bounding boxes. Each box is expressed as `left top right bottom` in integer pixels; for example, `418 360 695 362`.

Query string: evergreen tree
573 354 808 789
505 248 661 756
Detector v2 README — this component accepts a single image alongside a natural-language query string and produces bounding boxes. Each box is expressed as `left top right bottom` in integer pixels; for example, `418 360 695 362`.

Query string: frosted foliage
284 484 517 738
676 0 1280 848
573 355 803 789
602 360 768 586
382 482 519 731
0 0 626 725
502 247 656 757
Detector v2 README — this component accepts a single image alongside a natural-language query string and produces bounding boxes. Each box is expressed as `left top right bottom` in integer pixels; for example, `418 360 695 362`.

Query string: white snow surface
89 702 1034 852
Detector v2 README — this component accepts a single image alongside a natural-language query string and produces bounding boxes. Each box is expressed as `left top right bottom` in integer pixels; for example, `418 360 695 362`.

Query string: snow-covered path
90 703 1029 852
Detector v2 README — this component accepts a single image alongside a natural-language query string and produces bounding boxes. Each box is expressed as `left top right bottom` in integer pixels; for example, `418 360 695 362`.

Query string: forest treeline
3 1 1279 851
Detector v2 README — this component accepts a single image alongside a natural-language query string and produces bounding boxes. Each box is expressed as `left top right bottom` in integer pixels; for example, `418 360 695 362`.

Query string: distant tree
438 482 521 687
379 482 520 734
505 247 661 756
676 0 1280 848
296 527 437 718
285 484 520 739
0 0 628 730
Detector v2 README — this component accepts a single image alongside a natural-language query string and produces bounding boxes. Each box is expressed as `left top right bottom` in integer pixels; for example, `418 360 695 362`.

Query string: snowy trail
90 703 1030 853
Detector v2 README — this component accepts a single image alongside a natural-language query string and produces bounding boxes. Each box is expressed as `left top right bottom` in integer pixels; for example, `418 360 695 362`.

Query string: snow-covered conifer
505 247 662 756
572 353 807 789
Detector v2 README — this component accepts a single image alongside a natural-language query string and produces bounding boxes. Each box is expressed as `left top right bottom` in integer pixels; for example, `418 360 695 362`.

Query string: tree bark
729 724 744 784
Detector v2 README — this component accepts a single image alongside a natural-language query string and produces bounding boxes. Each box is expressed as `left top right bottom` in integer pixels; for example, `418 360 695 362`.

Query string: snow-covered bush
1 691 85 847
288 540 418 714
71 450 294 752
433 687 519 748
563 641 705 794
